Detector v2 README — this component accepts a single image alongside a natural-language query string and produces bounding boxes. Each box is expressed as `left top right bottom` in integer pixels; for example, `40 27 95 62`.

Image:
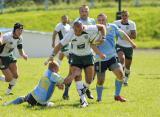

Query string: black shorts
69 53 94 69
24 93 45 106
95 57 121 73
116 44 133 59
0 54 17 70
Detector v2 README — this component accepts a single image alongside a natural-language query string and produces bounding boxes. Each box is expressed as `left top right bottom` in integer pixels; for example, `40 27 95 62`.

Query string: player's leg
6 62 18 95
84 65 94 99
116 45 125 69
95 61 107 102
0 69 13 82
57 51 64 66
63 65 72 100
110 59 126 102
83 54 95 99
73 66 88 107
3 96 25 106
0 57 13 82
96 72 105 102
124 47 133 86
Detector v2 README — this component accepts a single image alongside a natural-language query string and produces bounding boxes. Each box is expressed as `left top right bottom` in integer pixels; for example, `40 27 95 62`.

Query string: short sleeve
60 31 73 46
130 22 136 31
55 23 61 32
2 33 10 44
17 36 23 45
85 25 98 32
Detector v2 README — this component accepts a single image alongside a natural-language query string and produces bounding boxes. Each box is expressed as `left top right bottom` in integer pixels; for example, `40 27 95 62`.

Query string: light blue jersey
95 23 122 61
31 69 63 104
74 17 96 25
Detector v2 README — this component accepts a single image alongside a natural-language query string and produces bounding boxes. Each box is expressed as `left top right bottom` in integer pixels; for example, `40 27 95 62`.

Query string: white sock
0 75 6 82
76 81 87 103
84 82 90 89
9 78 17 87
124 68 130 83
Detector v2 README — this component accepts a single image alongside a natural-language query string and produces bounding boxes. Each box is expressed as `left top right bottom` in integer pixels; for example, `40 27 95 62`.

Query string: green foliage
0 6 159 48
0 50 160 117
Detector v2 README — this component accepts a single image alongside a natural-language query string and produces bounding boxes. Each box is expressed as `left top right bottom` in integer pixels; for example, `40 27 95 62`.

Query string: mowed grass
0 50 160 117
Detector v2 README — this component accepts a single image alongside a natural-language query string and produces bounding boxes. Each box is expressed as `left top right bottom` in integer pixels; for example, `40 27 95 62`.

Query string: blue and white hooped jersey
31 69 63 104
95 23 122 62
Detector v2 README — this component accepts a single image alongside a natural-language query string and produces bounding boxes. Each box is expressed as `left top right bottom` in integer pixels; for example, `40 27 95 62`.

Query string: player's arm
91 44 106 59
0 32 3 45
63 67 81 84
52 30 58 48
129 30 136 39
45 31 71 65
18 48 28 60
119 29 137 48
96 24 106 37
44 43 63 65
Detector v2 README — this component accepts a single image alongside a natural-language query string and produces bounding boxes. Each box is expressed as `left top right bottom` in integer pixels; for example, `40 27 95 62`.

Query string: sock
5 96 25 105
8 78 17 89
63 83 72 97
124 68 130 83
6 78 17 94
0 75 6 82
84 82 90 88
76 81 87 103
115 79 123 96
96 84 103 101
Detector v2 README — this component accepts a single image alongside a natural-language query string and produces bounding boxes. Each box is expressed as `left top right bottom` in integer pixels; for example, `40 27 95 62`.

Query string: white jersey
114 20 136 47
60 25 99 56
0 32 23 56
55 23 71 40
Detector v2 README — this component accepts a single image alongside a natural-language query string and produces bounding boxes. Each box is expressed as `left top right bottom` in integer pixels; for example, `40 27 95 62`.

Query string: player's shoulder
88 17 96 24
88 17 95 21
128 20 136 26
114 20 121 24
128 20 135 24
74 18 80 22
109 23 118 28
3 32 12 40
56 22 63 27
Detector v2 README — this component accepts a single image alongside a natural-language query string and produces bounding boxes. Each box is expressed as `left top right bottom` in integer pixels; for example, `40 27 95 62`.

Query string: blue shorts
95 57 121 73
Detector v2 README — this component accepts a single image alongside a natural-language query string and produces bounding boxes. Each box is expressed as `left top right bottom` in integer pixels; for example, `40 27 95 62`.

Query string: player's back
31 69 63 104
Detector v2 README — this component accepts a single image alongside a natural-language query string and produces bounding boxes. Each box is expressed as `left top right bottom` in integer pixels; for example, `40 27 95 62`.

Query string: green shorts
0 54 17 70
69 54 94 69
116 44 133 59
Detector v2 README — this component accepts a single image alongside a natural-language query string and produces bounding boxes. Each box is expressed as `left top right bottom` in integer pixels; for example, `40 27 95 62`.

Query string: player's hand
132 43 137 49
56 83 64 90
44 57 53 65
99 53 106 59
22 54 28 60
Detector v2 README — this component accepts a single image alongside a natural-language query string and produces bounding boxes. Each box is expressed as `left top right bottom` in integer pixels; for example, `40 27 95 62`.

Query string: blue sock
115 80 123 96
10 96 25 105
96 85 103 101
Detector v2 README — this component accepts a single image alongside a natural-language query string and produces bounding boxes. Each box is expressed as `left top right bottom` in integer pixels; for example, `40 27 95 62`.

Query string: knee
5 78 12 82
118 52 125 60
13 73 19 79
117 72 124 81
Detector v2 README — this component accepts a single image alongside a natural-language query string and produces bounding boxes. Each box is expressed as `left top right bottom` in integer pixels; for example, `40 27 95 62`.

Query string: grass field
0 50 160 117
